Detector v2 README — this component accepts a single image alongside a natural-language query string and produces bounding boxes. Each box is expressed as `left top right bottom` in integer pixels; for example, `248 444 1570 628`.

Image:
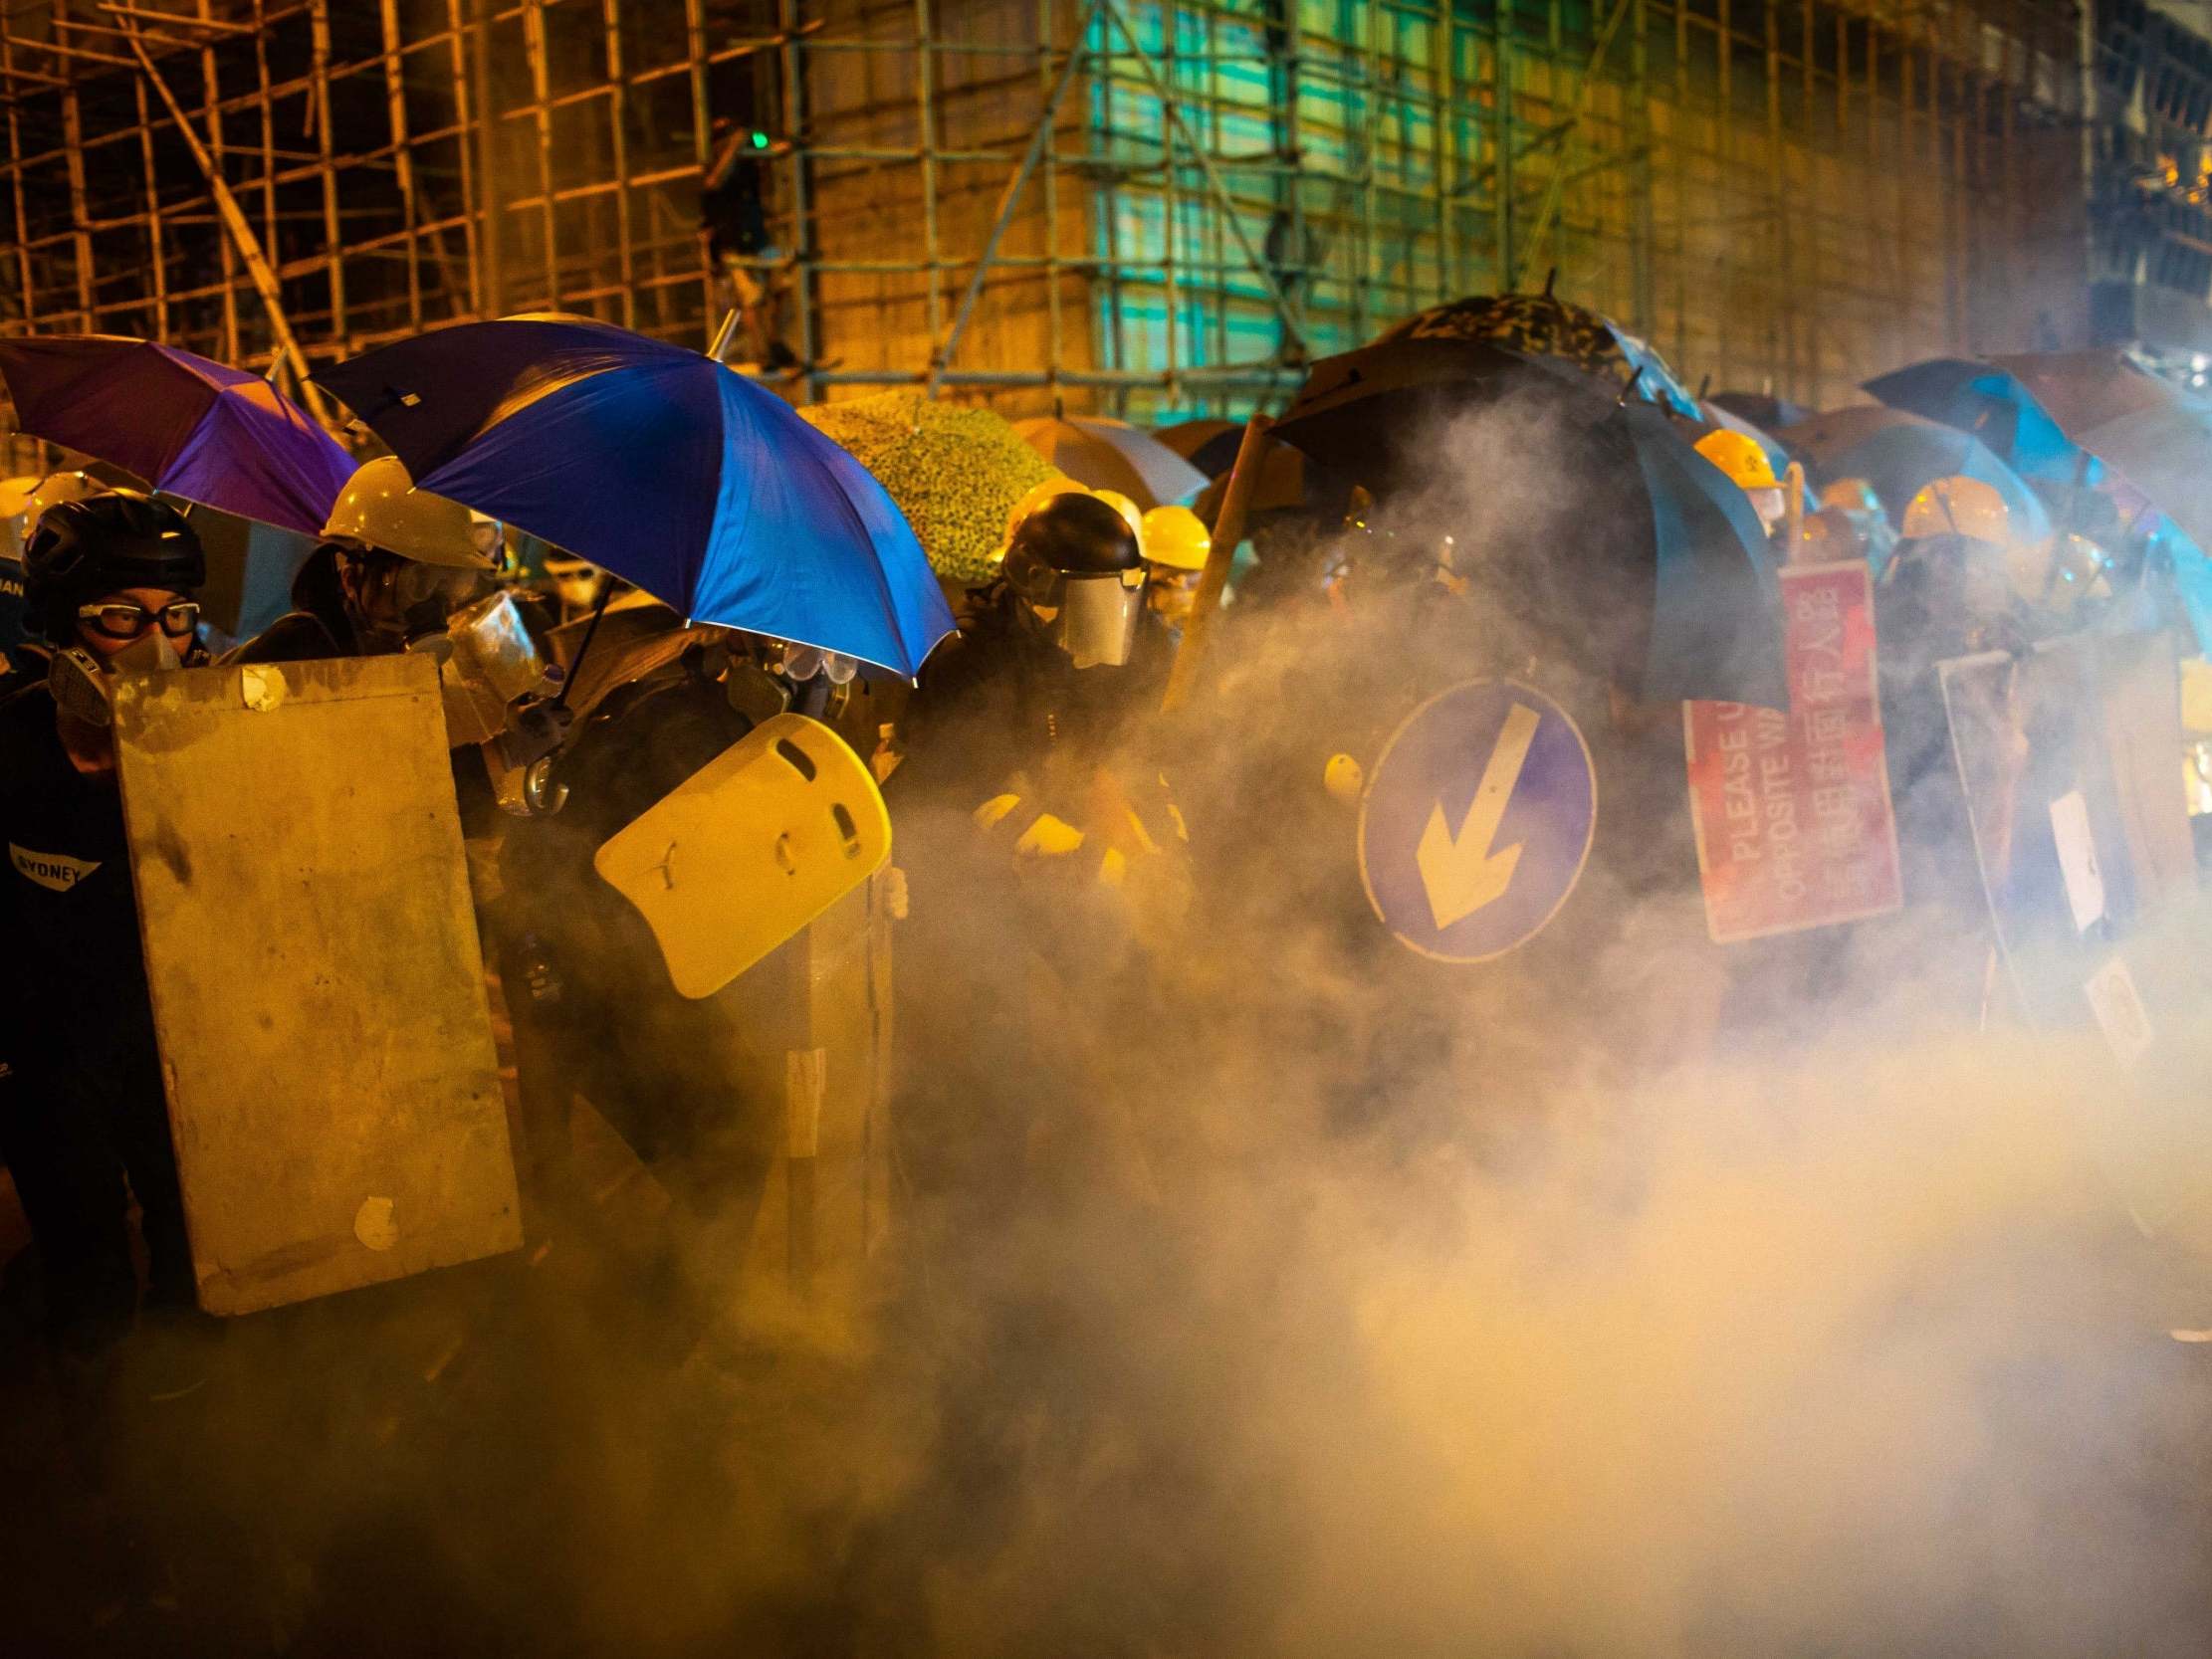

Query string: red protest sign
1682 560 1903 943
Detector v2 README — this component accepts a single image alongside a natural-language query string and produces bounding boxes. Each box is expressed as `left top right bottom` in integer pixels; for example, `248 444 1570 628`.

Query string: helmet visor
1051 572 1145 668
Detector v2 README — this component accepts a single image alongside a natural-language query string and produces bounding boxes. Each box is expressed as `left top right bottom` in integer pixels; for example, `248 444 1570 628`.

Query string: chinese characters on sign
1682 560 1903 943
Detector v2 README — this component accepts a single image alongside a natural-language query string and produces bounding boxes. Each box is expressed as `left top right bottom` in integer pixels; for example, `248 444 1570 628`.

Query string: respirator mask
546 559 605 615
47 625 190 729
342 547 494 657
1145 565 1203 626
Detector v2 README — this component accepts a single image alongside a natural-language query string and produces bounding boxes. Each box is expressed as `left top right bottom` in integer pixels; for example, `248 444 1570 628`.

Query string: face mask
1147 567 1201 624
348 552 491 650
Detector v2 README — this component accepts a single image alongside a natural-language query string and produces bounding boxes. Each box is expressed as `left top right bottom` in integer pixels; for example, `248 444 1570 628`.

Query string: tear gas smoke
9 397 2212 1657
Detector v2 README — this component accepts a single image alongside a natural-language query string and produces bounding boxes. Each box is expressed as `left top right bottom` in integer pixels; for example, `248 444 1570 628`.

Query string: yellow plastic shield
593 713 892 1000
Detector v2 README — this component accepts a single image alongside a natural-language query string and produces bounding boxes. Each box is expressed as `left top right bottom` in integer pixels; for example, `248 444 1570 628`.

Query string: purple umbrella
0 333 356 536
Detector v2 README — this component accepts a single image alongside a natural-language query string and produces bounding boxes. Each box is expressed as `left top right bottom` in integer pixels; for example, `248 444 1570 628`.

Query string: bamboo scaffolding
0 0 2088 424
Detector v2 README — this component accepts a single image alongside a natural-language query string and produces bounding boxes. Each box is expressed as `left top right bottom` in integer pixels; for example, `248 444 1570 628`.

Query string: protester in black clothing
0 493 206 1350
234 454 502 665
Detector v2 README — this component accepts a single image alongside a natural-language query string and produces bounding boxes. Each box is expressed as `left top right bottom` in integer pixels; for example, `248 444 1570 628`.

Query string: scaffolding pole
0 0 2085 425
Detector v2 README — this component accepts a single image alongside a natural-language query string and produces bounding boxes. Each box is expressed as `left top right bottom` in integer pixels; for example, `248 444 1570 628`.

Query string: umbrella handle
1161 413 1271 715
551 578 617 712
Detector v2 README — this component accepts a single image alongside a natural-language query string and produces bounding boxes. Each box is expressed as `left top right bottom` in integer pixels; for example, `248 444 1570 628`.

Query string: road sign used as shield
111 654 521 1316
1358 678 1599 962
1682 560 1903 942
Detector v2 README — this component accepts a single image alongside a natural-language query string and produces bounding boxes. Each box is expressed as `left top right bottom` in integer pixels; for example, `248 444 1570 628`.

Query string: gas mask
342 548 494 655
547 561 605 618
1002 542 1146 669
1145 563 1202 627
467 512 507 571
47 626 187 729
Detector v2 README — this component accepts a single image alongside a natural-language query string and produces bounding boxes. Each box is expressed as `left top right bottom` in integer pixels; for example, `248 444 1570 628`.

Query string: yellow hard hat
1900 475 2008 545
1694 429 1780 492
322 455 491 569
0 475 42 519
24 470 110 533
1323 752 1364 804
1090 489 1145 550
1139 504 1210 572
1003 474 1086 544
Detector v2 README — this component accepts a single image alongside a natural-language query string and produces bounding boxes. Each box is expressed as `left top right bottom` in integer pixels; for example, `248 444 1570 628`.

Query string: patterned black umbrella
1377 287 1703 420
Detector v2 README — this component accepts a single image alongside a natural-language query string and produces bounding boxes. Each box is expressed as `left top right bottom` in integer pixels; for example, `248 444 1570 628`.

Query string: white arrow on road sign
1415 701 1540 930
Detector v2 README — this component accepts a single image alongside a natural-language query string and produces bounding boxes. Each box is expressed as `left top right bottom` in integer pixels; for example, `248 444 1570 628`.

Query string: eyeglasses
77 599 200 641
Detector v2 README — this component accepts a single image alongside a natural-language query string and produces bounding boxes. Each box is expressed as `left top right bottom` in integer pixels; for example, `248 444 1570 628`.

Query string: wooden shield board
111 655 520 1315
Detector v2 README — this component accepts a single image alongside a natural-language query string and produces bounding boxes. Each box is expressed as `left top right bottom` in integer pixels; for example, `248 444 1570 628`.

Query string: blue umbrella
1773 405 2052 547
1626 400 1783 708
1608 326 1705 423
315 314 954 678
1861 357 2090 488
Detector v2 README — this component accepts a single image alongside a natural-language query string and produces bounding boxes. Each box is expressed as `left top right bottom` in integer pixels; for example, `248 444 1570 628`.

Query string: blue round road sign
1358 678 1599 963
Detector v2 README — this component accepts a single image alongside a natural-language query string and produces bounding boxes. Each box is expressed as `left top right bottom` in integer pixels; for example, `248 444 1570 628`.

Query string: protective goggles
389 559 492 612
77 598 200 640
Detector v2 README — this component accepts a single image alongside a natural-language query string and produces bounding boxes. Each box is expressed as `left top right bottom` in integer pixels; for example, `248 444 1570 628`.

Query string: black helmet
1001 493 1147 669
1005 492 1143 578
25 494 205 642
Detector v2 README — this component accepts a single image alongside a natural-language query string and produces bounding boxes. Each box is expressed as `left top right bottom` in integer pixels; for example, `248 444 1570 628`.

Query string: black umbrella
1378 288 1706 420
1271 337 1592 493
1271 338 1784 707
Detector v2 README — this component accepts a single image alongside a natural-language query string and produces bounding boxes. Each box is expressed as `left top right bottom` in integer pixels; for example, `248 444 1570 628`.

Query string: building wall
806 0 1099 399
0 0 2088 428
1080 0 2089 421
2087 0 2212 361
